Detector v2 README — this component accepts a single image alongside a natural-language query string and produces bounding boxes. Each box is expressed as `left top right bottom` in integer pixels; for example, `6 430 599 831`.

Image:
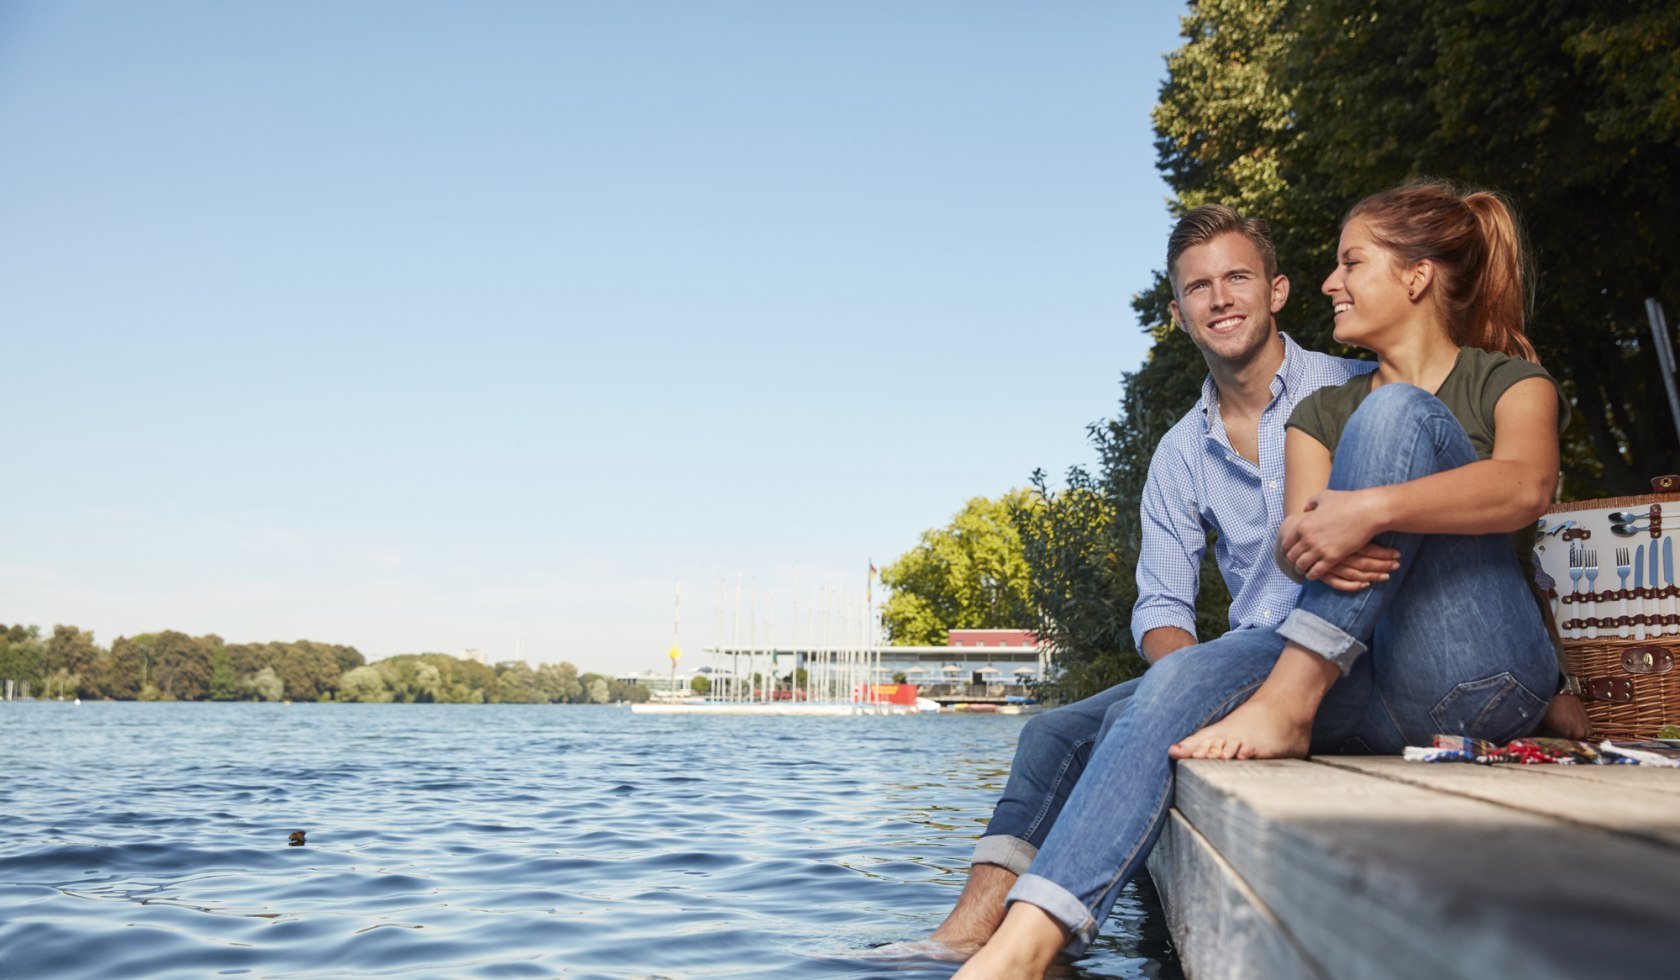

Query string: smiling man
900 205 1380 961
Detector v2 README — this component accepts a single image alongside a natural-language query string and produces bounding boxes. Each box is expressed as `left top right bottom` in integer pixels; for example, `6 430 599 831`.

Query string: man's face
1169 231 1289 369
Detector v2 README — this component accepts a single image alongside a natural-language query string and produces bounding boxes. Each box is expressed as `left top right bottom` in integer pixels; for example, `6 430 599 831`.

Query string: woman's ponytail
1348 180 1538 362
1462 191 1536 362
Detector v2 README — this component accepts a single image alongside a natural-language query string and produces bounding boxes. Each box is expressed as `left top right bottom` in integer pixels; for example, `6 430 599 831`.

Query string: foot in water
1169 693 1312 760
860 938 976 963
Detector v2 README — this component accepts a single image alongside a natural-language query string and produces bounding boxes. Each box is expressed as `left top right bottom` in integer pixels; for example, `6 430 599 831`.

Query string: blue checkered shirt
1131 334 1375 650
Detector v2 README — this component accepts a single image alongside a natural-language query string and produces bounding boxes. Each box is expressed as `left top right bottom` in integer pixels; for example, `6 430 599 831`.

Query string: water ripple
0 702 1178 978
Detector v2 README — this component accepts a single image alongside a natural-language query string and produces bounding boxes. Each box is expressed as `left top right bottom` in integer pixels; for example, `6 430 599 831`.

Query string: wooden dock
1145 757 1680 979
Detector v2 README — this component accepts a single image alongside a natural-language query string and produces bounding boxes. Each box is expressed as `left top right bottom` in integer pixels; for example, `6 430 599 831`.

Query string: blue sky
0 1 1187 674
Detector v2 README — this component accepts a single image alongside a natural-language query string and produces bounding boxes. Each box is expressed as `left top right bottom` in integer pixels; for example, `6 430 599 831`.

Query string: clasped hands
1277 488 1401 591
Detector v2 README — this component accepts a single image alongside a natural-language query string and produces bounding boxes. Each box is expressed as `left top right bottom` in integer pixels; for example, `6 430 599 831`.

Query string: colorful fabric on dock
1400 734 1676 765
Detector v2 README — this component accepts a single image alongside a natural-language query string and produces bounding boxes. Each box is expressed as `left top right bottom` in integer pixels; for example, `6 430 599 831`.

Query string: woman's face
1321 216 1414 351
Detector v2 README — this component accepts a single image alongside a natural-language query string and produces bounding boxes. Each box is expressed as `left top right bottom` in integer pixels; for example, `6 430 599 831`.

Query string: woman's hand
1281 488 1392 583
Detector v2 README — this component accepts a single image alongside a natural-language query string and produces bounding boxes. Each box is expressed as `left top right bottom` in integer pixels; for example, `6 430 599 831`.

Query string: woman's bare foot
1169 693 1313 760
953 903 1066 979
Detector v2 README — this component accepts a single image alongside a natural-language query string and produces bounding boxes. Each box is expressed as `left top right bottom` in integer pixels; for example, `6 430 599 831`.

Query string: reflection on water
0 702 1179 977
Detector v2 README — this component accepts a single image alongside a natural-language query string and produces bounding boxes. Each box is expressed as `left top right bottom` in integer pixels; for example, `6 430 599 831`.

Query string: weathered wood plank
1315 756 1680 849
1517 761 1680 797
1146 809 1325 980
1174 759 1680 980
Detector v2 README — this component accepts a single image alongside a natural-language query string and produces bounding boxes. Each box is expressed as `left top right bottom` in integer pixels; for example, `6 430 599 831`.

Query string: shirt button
1269 480 1279 489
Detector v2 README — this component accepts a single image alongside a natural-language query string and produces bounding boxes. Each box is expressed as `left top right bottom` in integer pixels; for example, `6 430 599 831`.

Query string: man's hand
1281 488 1387 582
1537 692 1592 740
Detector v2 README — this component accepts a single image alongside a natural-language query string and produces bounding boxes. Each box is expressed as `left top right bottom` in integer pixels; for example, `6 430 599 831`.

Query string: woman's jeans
1007 384 1559 952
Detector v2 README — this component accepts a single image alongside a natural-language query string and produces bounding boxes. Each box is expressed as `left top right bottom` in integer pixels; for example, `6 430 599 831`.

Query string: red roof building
947 628 1037 648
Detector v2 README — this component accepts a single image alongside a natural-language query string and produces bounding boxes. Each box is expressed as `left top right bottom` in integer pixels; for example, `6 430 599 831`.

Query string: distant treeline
0 624 651 705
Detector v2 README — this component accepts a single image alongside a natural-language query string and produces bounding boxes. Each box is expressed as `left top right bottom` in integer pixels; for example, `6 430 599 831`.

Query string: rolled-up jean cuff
972 835 1038 876
1006 873 1098 953
1276 608 1367 675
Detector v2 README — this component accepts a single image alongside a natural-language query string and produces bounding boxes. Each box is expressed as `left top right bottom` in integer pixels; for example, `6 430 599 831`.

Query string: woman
954 180 1565 978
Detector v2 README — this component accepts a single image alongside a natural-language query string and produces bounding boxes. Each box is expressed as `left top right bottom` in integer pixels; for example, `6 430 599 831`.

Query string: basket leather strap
1568 675 1636 704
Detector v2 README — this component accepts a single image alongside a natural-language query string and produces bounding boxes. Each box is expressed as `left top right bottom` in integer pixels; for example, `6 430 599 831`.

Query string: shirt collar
1197 332 1303 433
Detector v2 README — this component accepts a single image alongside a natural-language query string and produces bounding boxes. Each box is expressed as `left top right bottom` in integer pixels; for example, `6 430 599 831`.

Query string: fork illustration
1568 545 1584 639
1616 547 1631 639
1585 549 1600 638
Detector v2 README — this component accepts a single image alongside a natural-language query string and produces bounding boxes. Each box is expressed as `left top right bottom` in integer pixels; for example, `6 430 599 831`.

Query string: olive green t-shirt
1285 346 1570 670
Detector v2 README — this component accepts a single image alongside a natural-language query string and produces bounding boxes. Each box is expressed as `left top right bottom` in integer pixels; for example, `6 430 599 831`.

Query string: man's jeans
972 676 1142 874
1006 384 1558 952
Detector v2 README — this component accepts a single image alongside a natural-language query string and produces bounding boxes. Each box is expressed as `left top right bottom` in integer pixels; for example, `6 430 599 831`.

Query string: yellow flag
668 645 681 663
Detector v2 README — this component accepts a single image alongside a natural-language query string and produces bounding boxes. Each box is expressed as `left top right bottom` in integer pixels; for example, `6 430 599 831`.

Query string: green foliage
209 648 238 701
880 490 1040 645
537 661 583 702
1152 0 1680 493
0 619 644 706
0 625 46 693
1025 0 1680 701
495 661 544 703
243 666 284 702
146 631 215 701
46 625 98 677
337 665 392 702
690 674 711 695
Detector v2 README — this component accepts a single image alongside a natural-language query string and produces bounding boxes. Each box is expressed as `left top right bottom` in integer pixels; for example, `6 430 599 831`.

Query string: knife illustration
1667 537 1676 633
1635 544 1646 640
1652 540 1662 633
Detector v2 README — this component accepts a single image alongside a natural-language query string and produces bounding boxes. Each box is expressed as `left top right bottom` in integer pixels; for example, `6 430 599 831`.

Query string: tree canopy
880 491 1039 645
0 622 646 705
1023 0 1680 699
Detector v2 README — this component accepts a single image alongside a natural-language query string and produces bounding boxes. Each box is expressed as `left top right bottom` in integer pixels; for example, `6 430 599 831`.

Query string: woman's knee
1343 383 1439 441
1335 383 1476 484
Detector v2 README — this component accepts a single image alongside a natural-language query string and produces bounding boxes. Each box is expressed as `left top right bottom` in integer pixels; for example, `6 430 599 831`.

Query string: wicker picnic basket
1538 476 1680 739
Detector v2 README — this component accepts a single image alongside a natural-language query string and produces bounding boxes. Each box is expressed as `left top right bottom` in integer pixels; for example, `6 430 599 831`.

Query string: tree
1150 0 1680 493
274 644 344 702
102 637 146 700
1028 0 1680 701
690 675 711 695
587 677 611 704
244 666 284 702
209 648 238 701
495 661 543 703
0 626 45 693
337 665 392 702
46 625 99 677
148 631 214 701
881 491 1040 645
537 661 583 703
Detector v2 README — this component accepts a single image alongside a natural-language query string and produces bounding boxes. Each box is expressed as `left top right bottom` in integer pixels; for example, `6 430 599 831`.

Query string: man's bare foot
1168 694 1312 760
901 861 1013 959
860 939 976 962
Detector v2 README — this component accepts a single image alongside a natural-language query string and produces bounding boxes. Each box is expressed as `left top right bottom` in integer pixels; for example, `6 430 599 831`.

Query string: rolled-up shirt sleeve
1131 446 1206 651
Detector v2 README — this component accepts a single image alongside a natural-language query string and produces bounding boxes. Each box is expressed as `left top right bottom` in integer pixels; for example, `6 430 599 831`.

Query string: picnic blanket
1402 734 1680 766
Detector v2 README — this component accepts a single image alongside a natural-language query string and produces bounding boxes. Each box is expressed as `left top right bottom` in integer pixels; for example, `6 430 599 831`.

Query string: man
906 204 1381 958
908 202 1590 959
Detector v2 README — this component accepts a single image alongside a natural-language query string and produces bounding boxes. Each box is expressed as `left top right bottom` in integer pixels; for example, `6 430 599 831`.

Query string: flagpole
668 580 682 699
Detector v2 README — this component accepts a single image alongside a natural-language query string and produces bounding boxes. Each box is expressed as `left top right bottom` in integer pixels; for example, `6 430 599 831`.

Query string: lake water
0 702 1179 978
